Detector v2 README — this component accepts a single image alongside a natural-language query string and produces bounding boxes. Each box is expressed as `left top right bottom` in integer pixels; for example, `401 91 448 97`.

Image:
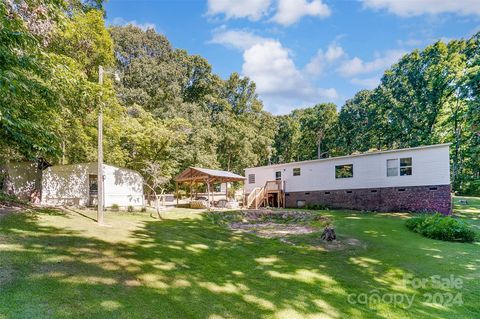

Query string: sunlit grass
0 199 479 318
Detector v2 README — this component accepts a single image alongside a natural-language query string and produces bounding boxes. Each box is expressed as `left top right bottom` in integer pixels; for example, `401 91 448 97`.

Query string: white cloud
207 0 331 26
243 41 303 94
111 17 156 31
207 0 272 21
362 0 480 17
305 42 345 75
210 28 271 50
210 29 338 113
337 50 406 77
272 0 331 25
241 40 337 113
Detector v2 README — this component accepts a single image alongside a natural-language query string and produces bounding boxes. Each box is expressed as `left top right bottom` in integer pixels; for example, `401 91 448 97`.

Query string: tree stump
321 226 336 241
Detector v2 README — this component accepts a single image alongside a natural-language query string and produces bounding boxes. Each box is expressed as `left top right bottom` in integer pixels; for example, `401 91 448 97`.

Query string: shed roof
175 167 245 183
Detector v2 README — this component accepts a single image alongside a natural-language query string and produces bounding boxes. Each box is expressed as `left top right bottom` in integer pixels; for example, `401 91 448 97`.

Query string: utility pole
97 65 104 224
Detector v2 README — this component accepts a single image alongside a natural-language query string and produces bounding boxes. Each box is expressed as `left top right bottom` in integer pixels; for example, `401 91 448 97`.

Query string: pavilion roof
175 167 245 183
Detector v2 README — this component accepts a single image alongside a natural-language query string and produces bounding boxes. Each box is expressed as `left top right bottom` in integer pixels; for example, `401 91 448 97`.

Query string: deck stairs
245 180 285 209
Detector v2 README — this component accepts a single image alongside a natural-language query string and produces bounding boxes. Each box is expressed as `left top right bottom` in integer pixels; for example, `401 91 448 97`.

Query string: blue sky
105 0 480 114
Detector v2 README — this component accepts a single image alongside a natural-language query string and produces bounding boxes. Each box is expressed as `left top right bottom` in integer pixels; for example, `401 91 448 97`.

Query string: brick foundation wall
285 185 451 215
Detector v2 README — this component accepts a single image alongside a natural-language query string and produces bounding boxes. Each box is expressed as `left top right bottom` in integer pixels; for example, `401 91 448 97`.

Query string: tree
0 1 59 160
271 115 301 164
297 103 338 160
336 90 385 154
142 161 169 219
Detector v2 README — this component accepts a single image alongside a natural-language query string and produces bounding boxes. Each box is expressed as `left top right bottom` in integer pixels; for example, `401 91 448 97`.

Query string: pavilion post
206 179 211 209
175 181 179 206
225 180 228 201
190 181 193 201
242 182 245 208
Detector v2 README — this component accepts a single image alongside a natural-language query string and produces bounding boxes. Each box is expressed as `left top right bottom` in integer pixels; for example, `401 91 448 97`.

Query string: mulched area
219 209 365 251
229 222 316 238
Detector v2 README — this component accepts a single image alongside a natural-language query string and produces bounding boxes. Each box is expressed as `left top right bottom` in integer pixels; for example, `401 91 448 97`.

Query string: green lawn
0 199 479 319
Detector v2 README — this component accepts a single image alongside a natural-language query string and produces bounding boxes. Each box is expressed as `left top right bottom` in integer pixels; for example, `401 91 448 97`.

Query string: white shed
1 161 43 201
41 162 144 208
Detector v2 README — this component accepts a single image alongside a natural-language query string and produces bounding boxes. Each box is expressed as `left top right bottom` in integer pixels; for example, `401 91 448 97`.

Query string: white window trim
387 157 413 177
387 158 399 177
335 164 354 179
293 167 301 176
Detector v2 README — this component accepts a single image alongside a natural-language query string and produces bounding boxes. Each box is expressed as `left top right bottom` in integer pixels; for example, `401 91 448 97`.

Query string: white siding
103 165 144 207
245 144 450 193
2 162 42 200
41 163 144 207
41 163 92 206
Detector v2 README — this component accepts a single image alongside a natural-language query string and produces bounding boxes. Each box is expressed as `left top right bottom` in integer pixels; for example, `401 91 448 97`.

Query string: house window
275 171 282 181
387 157 413 176
293 168 301 176
335 164 353 178
400 157 412 176
387 159 398 177
248 174 255 184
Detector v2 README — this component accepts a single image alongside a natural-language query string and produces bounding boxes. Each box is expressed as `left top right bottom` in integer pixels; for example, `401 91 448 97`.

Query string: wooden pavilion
175 167 246 208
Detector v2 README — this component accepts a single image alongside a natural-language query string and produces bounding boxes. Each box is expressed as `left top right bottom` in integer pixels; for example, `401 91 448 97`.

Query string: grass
0 200 479 318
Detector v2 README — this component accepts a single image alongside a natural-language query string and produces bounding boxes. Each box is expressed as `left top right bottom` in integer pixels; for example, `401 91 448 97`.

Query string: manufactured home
41 163 144 208
245 143 451 214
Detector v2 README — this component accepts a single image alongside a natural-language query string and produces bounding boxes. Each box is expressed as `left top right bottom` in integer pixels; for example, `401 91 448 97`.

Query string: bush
110 204 119 212
140 207 147 213
127 205 134 212
305 203 328 210
406 213 476 243
0 191 27 206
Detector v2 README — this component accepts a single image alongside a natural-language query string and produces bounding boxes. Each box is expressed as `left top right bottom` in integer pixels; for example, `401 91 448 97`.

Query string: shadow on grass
0 209 477 318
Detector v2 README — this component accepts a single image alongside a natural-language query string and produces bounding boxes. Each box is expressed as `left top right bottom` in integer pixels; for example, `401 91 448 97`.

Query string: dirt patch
209 210 365 251
207 209 331 225
229 222 316 238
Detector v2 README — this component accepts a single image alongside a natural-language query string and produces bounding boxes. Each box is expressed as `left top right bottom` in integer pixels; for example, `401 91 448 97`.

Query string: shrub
110 204 119 212
305 203 328 210
127 205 134 213
0 191 27 206
140 207 147 213
406 213 476 243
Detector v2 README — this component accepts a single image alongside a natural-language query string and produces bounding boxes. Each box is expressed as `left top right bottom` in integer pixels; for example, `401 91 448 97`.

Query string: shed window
335 164 353 178
293 168 301 176
248 174 255 184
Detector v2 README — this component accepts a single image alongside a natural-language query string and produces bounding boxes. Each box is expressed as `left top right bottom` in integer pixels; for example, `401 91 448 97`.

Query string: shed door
88 174 98 206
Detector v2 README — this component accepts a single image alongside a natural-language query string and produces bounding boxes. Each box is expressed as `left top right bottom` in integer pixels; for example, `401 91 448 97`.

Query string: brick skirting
285 185 452 215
